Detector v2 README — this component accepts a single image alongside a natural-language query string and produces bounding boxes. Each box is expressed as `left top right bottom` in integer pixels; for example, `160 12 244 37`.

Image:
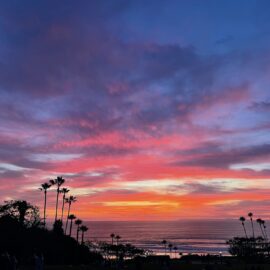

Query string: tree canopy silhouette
0 200 99 265
0 200 40 227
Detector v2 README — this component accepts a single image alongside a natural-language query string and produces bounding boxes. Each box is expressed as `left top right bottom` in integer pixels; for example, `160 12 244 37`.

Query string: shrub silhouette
0 200 40 227
0 200 101 266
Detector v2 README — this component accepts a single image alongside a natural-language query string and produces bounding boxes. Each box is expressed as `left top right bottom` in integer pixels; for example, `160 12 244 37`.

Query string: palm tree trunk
55 188 60 221
61 194 65 222
44 190 47 226
260 224 265 239
81 232 84 245
242 223 248 238
76 226 79 242
111 237 114 245
251 219 255 238
69 220 73 236
65 202 71 235
164 245 166 255
264 227 268 240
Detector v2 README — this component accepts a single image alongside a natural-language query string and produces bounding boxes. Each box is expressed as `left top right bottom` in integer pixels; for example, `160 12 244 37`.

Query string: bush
0 201 101 266
227 237 268 259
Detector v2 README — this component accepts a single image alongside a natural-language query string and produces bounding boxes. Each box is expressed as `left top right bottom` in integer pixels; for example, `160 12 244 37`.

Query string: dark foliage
53 219 64 235
0 200 40 227
96 242 145 259
227 237 269 260
0 201 102 266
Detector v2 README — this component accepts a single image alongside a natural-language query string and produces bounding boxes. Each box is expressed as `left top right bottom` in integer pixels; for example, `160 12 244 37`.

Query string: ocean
81 220 262 256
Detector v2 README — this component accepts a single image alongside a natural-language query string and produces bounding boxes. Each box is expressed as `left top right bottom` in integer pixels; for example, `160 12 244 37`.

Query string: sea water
81 220 262 256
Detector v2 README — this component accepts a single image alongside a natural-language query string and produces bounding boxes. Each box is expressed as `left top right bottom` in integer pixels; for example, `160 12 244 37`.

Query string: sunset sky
0 0 270 220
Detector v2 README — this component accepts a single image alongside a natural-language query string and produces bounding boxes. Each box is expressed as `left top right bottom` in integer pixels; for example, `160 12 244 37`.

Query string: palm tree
60 188 70 222
162 240 167 255
168 243 173 257
173 246 178 258
75 219 82 242
110 233 115 245
262 220 268 240
257 218 265 239
65 195 77 234
115 235 121 245
239 217 247 238
50 176 65 221
68 214 76 236
248 212 255 238
39 182 51 226
80 225 88 244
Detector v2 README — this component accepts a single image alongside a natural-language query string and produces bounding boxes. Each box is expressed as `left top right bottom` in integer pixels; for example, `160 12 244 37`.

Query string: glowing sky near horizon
0 0 270 220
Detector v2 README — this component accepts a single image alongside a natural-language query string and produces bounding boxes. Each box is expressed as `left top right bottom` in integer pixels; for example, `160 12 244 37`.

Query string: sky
0 0 270 220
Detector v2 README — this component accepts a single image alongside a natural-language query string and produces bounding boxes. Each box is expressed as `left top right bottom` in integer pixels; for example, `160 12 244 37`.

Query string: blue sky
0 0 269 220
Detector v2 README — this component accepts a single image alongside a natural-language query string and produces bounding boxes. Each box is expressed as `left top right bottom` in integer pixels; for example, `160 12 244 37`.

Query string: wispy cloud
0 0 270 219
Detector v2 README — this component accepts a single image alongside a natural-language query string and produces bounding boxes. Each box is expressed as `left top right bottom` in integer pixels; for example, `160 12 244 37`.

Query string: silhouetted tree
239 217 248 238
262 220 268 240
80 225 88 244
248 212 255 238
257 218 265 239
75 219 82 242
98 242 145 259
173 246 178 258
50 176 65 221
0 200 40 227
68 214 76 237
162 240 167 254
227 237 264 258
60 188 70 222
168 243 173 256
39 182 51 226
0 200 95 266
53 219 64 235
110 233 115 245
65 195 77 235
116 235 121 245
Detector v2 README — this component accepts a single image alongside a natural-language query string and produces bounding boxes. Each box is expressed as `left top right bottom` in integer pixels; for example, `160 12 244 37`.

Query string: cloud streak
0 0 270 219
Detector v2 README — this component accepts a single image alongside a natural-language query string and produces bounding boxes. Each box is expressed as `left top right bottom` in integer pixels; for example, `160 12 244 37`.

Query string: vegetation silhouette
60 187 70 222
228 213 270 261
0 176 213 269
110 233 115 245
0 200 100 266
39 182 51 226
262 220 268 240
173 246 178 258
80 225 88 245
168 243 173 256
257 218 266 239
96 241 145 261
50 176 65 222
239 216 247 238
162 240 167 254
64 195 77 235
68 214 76 237
0 200 40 227
115 235 121 245
2 176 270 268
248 212 254 238
75 219 82 242
53 219 64 235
